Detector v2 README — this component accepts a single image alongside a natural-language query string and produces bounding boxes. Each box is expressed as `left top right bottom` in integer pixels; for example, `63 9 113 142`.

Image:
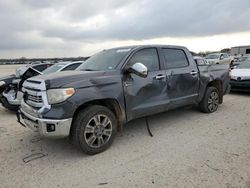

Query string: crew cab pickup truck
17 45 230 155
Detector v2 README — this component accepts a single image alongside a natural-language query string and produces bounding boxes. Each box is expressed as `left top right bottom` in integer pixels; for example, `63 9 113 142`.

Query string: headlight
47 88 75 104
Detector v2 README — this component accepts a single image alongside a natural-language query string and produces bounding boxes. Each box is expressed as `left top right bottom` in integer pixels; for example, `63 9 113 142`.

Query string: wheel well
73 99 125 131
207 80 223 103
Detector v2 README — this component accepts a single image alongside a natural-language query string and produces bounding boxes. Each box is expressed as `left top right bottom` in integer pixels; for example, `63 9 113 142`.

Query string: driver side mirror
220 56 224 60
127 62 148 78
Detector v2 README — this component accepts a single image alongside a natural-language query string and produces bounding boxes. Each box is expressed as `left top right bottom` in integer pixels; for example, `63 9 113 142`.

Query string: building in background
231 46 250 56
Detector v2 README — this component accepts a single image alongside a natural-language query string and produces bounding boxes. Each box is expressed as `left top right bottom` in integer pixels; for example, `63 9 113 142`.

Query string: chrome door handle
155 75 166 80
190 71 198 76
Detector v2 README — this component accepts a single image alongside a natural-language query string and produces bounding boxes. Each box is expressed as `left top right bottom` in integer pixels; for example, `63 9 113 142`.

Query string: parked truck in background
17 45 230 155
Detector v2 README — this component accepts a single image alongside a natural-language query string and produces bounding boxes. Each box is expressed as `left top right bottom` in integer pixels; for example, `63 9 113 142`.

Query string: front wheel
70 105 117 155
199 86 220 113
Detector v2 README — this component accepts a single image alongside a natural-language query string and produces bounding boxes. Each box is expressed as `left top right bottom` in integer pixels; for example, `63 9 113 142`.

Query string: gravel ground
0 65 250 188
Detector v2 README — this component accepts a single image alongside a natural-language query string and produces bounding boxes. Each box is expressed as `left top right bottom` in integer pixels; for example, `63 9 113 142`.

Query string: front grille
22 78 47 108
23 86 41 92
27 94 43 103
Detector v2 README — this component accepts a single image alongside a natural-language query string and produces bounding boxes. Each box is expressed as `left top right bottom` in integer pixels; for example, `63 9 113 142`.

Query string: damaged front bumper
17 107 72 138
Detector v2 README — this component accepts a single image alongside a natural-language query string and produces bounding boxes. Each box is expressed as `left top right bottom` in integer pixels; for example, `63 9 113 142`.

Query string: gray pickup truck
17 45 230 155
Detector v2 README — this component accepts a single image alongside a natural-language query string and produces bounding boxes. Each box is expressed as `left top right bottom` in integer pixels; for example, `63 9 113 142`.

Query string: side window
127 48 160 72
62 63 81 71
162 49 189 69
33 64 48 72
223 54 228 58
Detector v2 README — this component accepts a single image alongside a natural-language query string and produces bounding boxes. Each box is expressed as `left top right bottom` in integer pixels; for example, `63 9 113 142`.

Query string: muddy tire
70 105 117 155
199 86 220 113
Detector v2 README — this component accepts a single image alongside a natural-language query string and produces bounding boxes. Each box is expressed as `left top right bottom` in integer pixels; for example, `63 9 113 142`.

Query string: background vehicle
193 56 210 65
0 63 53 111
230 60 250 91
0 61 83 111
18 45 230 155
42 61 83 74
206 53 233 65
230 55 250 69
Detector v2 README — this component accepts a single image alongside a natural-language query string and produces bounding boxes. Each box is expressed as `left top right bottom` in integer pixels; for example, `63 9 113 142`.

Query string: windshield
237 61 250 69
206 54 220 59
42 62 69 74
77 48 132 71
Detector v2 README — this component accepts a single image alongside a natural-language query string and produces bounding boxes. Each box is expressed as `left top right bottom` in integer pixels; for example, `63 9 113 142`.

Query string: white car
1 61 84 111
206 53 233 65
230 60 250 91
42 61 84 74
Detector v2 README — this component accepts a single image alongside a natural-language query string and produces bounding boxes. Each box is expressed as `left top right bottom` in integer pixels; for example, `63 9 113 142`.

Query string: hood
231 69 250 80
32 70 111 88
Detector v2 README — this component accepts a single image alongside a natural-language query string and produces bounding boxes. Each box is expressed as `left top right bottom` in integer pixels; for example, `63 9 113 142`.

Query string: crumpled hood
32 70 108 88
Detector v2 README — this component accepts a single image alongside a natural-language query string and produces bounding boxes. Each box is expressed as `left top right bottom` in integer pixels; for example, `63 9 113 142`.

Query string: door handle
190 71 198 76
155 75 166 80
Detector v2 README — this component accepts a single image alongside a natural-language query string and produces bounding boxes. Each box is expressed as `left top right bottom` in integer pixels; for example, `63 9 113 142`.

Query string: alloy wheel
84 114 112 148
208 91 219 112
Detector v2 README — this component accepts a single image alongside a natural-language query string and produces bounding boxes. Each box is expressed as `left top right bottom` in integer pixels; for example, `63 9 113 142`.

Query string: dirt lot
0 65 250 188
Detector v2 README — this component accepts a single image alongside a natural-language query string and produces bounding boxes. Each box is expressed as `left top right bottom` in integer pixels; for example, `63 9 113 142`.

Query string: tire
70 105 117 155
199 86 220 113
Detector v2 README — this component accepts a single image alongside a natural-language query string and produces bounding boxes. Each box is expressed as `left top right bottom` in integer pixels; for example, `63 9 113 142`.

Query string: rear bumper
17 108 72 138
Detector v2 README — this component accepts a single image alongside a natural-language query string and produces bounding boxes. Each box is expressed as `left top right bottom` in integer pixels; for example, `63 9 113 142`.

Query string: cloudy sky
0 0 250 58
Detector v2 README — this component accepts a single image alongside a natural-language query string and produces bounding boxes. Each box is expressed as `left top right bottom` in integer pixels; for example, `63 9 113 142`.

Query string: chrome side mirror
127 62 148 78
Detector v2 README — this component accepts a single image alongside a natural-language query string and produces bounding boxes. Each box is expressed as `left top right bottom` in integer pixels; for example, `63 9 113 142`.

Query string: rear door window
162 48 189 69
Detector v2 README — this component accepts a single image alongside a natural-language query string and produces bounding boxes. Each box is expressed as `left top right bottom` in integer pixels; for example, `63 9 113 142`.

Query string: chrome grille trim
21 78 51 115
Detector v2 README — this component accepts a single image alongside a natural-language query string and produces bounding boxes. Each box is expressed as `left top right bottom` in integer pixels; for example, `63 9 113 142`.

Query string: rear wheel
71 105 117 155
199 86 220 113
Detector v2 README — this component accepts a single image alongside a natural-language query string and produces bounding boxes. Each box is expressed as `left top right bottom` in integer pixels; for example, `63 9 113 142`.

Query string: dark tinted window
33 64 52 72
163 49 189 69
128 48 159 71
62 63 81 71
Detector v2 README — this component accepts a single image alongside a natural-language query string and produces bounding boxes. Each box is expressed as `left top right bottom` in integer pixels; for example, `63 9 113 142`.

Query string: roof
231 45 250 48
106 44 188 51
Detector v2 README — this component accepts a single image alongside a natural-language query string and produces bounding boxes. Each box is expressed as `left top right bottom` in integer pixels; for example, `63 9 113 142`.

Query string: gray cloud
0 0 250 56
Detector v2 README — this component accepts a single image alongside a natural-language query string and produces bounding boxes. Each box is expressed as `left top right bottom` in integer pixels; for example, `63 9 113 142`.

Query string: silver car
206 53 233 65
